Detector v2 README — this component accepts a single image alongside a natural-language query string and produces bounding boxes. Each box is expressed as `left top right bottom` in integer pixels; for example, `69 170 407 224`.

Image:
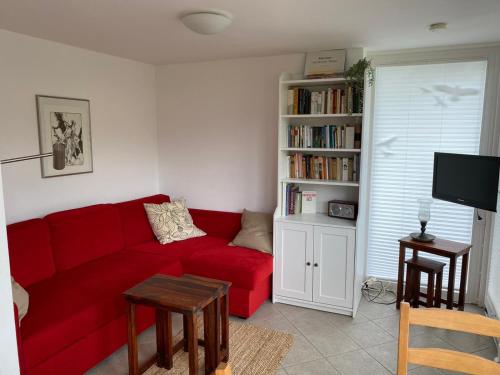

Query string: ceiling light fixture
428 22 448 32
180 11 233 35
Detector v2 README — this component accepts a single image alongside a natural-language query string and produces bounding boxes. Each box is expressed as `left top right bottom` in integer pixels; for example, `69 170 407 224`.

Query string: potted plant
344 58 374 113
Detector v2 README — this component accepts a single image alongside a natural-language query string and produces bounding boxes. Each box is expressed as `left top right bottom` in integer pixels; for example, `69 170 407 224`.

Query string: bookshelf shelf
280 148 361 153
276 213 357 228
280 77 347 86
281 113 362 118
281 178 360 187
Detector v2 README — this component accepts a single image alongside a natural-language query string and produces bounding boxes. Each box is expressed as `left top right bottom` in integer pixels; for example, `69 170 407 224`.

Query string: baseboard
272 295 353 316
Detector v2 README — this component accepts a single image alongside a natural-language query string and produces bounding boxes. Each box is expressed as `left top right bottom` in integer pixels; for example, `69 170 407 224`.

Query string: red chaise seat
7 194 273 375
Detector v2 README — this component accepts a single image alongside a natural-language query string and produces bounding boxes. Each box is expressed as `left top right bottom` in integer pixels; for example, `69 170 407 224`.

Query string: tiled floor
87 300 498 375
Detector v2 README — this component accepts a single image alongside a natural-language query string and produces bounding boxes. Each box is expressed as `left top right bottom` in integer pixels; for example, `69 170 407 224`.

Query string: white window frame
358 44 500 304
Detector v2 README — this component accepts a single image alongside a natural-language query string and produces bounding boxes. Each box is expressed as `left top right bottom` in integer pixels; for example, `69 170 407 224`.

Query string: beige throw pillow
231 209 273 254
11 277 29 322
144 199 206 245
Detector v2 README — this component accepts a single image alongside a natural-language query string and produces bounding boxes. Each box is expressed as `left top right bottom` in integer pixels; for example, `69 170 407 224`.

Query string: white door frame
0 167 20 374
363 44 500 304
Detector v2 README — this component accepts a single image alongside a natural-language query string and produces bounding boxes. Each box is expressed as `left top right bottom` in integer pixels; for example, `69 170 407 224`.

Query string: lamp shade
181 12 233 35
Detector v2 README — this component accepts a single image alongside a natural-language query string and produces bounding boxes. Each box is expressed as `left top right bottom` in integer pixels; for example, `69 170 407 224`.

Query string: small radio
328 200 357 220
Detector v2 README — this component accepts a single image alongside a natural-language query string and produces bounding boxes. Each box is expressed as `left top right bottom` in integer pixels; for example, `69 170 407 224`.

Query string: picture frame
304 49 346 79
36 95 93 178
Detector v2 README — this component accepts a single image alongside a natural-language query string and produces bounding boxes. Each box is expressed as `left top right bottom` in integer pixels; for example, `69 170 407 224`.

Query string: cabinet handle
314 263 319 267
306 262 311 266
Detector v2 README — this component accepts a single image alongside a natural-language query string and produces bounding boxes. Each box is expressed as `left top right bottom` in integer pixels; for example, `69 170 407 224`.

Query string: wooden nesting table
123 274 231 375
397 236 472 311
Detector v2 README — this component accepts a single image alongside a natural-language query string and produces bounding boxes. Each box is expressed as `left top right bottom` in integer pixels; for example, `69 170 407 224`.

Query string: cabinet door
274 222 313 301
313 226 355 308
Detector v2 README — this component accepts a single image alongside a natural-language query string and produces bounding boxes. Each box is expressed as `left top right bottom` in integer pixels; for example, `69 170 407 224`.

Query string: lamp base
410 232 436 242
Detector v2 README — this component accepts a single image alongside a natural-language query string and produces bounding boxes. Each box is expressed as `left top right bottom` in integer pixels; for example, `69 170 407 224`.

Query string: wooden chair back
397 302 500 374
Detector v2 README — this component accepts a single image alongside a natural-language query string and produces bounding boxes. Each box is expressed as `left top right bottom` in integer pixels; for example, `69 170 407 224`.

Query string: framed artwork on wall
36 95 93 178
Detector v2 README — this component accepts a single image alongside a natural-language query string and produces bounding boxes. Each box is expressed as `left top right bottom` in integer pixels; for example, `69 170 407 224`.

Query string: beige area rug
144 321 293 375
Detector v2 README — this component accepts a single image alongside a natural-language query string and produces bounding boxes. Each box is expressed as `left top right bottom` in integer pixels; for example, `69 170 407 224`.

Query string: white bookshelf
273 64 367 317
276 72 364 222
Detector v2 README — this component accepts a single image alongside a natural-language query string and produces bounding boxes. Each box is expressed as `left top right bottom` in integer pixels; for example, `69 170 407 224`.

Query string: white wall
156 54 305 213
0 167 20 375
0 30 159 223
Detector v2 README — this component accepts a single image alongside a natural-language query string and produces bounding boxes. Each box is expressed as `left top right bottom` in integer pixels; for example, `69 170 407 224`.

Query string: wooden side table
397 236 472 311
123 274 231 375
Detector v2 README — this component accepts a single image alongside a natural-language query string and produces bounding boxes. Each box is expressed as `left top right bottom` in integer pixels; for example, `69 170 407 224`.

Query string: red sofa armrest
13 304 25 374
189 208 242 241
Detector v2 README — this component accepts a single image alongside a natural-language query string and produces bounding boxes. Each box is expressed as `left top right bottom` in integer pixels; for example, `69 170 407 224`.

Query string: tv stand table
396 236 472 310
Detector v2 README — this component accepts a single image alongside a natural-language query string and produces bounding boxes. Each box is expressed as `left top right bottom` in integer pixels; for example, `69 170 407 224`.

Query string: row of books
286 86 362 115
288 124 361 149
284 185 317 215
288 154 359 182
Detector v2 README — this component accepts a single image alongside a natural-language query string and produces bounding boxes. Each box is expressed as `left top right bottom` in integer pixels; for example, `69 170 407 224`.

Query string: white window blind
367 60 487 286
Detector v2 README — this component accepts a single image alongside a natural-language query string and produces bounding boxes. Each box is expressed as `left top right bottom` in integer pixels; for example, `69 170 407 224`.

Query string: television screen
433 153 500 212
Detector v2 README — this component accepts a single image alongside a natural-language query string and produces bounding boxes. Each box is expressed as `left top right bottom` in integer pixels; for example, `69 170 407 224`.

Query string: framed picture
36 95 93 178
304 49 346 79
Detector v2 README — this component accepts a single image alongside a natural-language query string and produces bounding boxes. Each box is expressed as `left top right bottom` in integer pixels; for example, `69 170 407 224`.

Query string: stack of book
288 154 359 182
285 184 302 215
286 86 362 115
288 124 361 149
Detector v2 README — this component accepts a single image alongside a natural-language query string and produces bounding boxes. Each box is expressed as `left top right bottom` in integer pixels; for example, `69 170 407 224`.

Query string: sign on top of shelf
304 49 346 79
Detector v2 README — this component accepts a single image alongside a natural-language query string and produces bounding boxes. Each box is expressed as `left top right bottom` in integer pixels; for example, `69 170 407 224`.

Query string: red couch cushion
184 246 273 290
127 235 230 262
189 208 241 240
7 219 55 287
21 251 182 369
115 194 170 247
46 204 125 271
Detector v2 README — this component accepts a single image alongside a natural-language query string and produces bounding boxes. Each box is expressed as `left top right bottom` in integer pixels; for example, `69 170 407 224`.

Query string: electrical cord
361 280 397 305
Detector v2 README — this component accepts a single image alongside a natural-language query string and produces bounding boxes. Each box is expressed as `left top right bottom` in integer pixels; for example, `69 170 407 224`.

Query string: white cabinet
273 220 356 315
274 222 313 301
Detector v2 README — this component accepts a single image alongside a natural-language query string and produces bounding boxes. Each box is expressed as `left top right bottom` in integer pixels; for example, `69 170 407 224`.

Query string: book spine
293 88 299 115
342 157 349 181
287 89 294 114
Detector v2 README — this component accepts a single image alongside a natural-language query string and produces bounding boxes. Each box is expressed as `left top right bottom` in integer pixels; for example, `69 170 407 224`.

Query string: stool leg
404 266 413 304
221 293 229 363
435 271 443 308
203 302 216 375
413 271 420 308
187 313 199 375
183 315 189 352
426 273 434 308
127 303 139 375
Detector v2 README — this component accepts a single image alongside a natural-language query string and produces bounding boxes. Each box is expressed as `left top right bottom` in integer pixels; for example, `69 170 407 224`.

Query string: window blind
367 60 487 287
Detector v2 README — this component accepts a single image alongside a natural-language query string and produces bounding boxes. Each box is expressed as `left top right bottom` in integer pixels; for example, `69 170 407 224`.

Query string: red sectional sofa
7 194 273 375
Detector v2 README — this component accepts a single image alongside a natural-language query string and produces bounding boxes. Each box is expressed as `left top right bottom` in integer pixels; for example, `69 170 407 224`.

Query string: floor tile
327 349 391 375
292 316 339 337
372 315 432 338
327 310 369 330
410 333 458 350
431 328 494 353
365 339 418 374
473 342 499 361
302 327 360 356
358 299 398 320
250 317 302 336
341 320 394 348
276 369 288 375
408 367 444 375
247 301 284 322
282 334 323 367
284 358 339 375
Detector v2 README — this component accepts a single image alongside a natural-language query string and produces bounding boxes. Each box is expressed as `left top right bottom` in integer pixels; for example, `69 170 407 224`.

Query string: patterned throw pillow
144 199 206 244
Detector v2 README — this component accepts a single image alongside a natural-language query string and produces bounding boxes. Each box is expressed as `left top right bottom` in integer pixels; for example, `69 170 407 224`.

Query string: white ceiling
0 0 499 65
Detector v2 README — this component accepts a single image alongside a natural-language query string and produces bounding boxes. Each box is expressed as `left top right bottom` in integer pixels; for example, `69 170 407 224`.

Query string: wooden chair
397 302 500 374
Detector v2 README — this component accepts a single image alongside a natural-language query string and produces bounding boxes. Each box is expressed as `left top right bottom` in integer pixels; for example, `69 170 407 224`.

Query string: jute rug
144 321 293 375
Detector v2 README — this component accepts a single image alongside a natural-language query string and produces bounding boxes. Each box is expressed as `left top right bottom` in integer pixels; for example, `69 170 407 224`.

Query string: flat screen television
432 152 500 212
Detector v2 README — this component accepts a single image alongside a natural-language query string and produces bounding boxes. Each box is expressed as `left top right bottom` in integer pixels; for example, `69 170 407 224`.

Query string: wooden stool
404 256 445 308
123 274 231 375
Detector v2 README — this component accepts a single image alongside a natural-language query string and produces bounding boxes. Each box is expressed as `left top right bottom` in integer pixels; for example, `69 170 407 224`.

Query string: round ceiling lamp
180 11 233 35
